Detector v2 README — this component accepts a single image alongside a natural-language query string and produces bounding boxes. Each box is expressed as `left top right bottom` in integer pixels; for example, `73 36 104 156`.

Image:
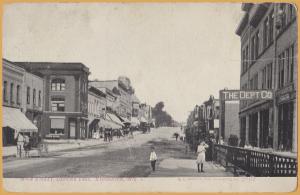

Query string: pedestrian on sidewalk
16 133 25 158
149 146 158 172
196 141 209 173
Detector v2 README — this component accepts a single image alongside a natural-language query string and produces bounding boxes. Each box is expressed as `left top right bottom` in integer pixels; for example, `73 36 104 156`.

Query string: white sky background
3 3 243 122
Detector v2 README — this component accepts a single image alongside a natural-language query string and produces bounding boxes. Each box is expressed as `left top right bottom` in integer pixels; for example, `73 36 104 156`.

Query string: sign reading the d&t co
220 90 274 101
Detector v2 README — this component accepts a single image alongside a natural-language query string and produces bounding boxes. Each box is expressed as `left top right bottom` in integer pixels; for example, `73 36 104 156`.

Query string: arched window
51 78 65 91
33 88 36 105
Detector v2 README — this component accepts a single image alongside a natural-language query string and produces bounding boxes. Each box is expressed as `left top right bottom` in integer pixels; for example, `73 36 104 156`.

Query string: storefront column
292 100 297 153
273 105 279 150
245 115 249 144
257 111 260 147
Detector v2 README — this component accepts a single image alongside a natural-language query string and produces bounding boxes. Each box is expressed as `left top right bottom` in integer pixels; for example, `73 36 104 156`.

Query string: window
51 97 65 112
287 4 296 23
261 67 267 89
263 17 269 48
51 78 65 91
267 63 273 89
255 31 260 59
286 48 290 84
33 88 36 106
269 9 274 43
245 45 249 68
38 90 42 107
50 118 65 134
289 44 294 82
279 4 287 29
27 87 30 104
10 83 14 103
3 81 7 102
253 74 258 90
278 52 285 88
251 36 255 61
16 85 21 105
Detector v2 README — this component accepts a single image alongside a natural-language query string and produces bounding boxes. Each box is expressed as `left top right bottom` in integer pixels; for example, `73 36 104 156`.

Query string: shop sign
220 90 273 101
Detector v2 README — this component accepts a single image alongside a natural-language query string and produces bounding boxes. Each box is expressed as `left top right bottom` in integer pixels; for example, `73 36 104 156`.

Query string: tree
152 101 176 127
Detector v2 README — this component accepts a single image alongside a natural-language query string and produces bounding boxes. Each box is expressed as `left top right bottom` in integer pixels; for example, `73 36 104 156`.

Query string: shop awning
3 106 38 133
106 113 124 127
120 116 131 124
140 117 147 123
88 118 100 130
130 117 140 127
99 118 122 129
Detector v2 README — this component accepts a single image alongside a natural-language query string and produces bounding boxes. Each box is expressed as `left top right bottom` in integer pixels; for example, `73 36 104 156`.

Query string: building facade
3 59 25 110
203 96 220 137
23 71 44 131
88 86 106 138
14 62 90 139
2 59 25 145
236 3 297 152
219 99 240 143
89 76 134 119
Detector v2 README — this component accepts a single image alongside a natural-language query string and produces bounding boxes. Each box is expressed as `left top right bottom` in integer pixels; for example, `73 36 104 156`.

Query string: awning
140 117 147 123
88 118 100 130
99 118 122 129
130 117 140 127
106 113 124 127
3 106 38 133
120 116 131 124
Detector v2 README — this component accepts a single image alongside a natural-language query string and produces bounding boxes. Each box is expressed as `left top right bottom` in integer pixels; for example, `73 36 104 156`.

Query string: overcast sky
3 3 243 122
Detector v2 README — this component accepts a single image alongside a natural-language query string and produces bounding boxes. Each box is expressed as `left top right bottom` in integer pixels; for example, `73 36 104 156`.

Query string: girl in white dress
196 141 209 172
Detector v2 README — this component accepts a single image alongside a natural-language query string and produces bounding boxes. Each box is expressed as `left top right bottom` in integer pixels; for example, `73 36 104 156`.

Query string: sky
3 3 243 122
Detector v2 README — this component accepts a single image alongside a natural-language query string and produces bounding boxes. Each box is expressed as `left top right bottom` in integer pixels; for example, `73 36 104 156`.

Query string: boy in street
149 146 157 172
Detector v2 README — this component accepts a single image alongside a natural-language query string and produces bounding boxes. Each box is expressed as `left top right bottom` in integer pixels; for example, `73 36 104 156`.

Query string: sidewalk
2 132 141 158
149 158 234 177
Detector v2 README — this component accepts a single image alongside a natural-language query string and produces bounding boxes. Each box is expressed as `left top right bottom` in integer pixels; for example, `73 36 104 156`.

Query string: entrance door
69 120 76 139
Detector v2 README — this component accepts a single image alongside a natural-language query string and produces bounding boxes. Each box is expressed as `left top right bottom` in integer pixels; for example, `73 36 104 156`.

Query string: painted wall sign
220 90 274 101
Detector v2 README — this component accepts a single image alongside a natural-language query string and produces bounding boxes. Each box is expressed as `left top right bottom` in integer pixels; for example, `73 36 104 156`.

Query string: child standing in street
149 146 157 172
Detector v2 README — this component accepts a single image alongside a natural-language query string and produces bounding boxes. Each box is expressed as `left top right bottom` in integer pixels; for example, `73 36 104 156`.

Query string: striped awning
106 113 124 127
3 106 38 133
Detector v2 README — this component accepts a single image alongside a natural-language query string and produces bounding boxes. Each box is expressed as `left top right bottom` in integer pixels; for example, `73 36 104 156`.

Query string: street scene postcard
1 2 298 193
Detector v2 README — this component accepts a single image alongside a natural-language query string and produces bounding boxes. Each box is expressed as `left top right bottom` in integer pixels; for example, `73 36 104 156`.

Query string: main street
3 127 232 178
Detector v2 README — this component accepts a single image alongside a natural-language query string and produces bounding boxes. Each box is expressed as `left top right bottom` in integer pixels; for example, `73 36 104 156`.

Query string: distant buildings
89 76 134 119
236 3 297 152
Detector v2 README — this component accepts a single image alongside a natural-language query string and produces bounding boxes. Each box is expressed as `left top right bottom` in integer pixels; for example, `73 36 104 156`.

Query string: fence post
269 154 274 176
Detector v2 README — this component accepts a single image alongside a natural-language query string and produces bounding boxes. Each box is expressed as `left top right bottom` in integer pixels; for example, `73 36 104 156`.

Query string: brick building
14 62 90 139
2 59 38 146
236 3 297 152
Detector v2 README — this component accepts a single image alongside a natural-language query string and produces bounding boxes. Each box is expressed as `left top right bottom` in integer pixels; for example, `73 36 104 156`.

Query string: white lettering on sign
220 90 273 101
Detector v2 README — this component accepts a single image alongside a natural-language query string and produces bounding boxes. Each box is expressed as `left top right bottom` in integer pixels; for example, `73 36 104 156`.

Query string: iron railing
213 144 297 177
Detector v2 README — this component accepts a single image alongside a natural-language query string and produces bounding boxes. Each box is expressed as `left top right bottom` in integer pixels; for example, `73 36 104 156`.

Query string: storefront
2 106 38 146
276 84 296 151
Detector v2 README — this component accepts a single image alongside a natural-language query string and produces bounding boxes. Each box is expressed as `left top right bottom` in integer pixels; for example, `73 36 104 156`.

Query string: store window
50 118 65 134
51 78 65 91
51 97 65 112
